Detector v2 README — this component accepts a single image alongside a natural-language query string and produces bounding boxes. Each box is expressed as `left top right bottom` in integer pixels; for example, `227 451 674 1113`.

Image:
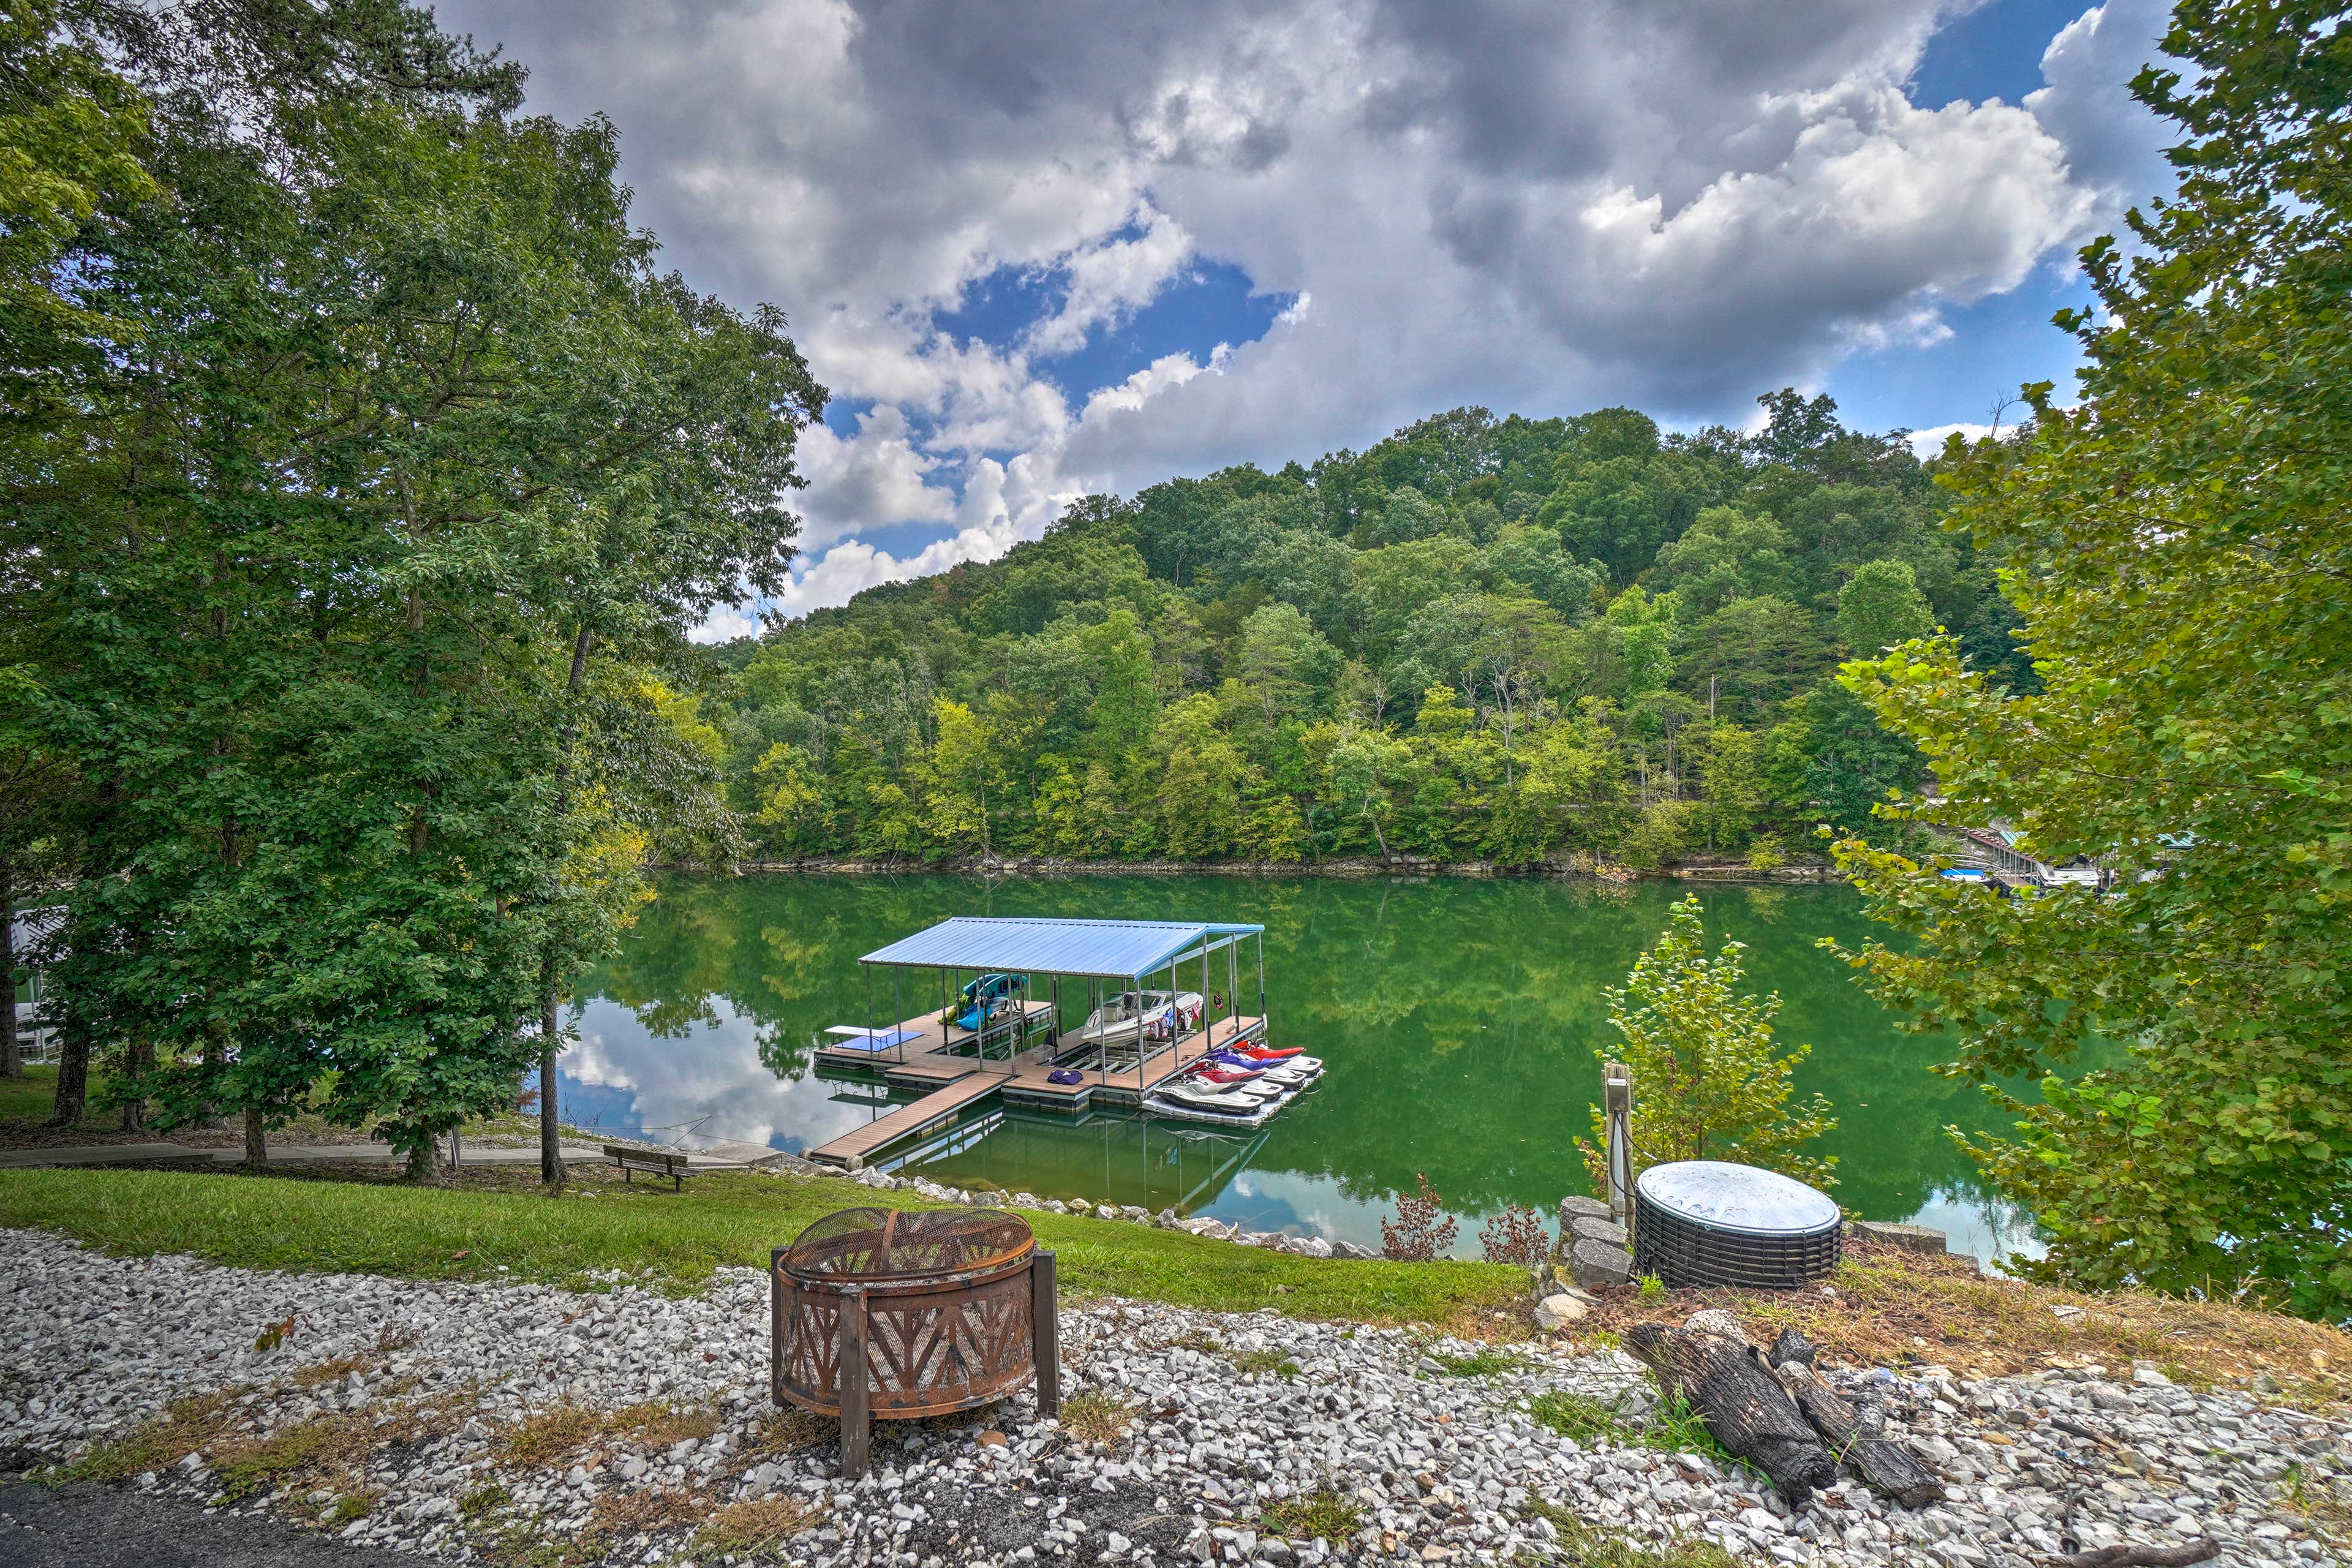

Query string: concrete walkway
0 1139 776 1172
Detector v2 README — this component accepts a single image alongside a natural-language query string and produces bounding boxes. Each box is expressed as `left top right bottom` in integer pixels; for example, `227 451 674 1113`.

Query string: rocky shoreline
2 1222 2346 1568
670 856 1842 885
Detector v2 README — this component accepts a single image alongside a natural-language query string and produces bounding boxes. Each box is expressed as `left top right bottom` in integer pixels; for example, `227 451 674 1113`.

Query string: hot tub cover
1634 1161 1839 1238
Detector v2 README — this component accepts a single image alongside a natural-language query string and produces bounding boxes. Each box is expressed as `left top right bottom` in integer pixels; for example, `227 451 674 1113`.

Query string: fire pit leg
768 1247 786 1408
839 1286 871 1479
1031 1250 1059 1418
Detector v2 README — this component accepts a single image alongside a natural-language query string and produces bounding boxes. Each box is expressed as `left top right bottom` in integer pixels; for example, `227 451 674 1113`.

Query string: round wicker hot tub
769 1207 1058 1471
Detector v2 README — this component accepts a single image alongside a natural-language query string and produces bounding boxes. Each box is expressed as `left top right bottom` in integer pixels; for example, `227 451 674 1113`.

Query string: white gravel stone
2 1228 2345 1568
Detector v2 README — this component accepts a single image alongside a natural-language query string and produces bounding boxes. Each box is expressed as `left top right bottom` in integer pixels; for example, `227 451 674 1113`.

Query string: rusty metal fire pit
770 1206 1058 1476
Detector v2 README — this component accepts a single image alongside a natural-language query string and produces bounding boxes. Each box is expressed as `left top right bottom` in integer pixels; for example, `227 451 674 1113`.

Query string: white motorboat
1074 990 1203 1046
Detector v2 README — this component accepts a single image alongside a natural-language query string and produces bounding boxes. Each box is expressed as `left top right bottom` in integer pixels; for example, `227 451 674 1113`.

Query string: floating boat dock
804 916 1283 1170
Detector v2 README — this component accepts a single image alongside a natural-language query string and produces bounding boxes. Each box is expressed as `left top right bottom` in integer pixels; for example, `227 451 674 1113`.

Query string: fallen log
1623 1322 1838 1504
1771 1360 1943 1509
2057 1541 2219 1568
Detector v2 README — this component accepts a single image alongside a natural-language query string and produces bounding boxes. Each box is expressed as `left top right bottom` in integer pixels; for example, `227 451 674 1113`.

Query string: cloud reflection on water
552 989 2029 1267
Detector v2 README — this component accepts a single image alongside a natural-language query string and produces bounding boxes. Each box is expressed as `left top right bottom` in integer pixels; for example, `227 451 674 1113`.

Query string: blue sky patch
820 519 961 563
1826 264 2094 434
936 254 1290 405
1046 259 1291 399
1910 0 2089 108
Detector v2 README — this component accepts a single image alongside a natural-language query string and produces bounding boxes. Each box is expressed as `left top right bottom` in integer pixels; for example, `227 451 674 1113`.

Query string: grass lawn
0 1063 127 1138
0 1063 559 1150
0 1164 1529 1329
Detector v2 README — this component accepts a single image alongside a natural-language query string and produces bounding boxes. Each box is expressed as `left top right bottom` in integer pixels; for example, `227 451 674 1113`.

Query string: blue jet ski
954 971 1027 1031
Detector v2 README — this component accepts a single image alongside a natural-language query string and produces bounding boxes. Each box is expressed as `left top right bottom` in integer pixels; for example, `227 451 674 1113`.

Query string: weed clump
590 1487 704 1535
62 1390 243 1483
1060 1389 1140 1447
1261 1487 1364 1542
458 1483 511 1519
1479 1204 1550 1267
693 1494 823 1555
495 1401 719 1468
1230 1348 1300 1381
1523 1390 1742 1471
1520 1496 1741 1566
1525 1392 1626 1443
1381 1173 1458 1262
288 1355 377 1389
209 1414 379 1500
1427 1348 1532 1378
744 1404 833 1453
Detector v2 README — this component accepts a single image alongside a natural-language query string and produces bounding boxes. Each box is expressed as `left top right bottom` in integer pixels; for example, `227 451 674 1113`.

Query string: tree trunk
1 863 20 1079
121 1028 153 1131
50 1023 88 1127
539 972 566 1185
536 624 593 1188
1773 1360 1944 1508
405 1140 437 1184
1624 1322 1838 1504
197 1020 228 1129
243 1106 266 1165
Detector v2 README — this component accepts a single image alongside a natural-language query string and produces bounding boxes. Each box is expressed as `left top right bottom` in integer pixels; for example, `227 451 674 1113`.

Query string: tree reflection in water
565 873 2043 1262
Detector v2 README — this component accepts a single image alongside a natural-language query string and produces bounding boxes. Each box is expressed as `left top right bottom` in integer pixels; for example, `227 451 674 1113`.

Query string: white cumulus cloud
433 0 2181 621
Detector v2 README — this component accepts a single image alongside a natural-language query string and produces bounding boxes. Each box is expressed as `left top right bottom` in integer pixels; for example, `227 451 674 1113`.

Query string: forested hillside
704 393 2028 868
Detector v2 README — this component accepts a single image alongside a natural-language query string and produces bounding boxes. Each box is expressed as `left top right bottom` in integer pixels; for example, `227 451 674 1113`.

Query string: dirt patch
1562 1241 2352 1406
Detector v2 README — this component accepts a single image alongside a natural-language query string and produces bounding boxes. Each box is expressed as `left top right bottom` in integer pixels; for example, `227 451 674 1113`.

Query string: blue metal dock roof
859 916 1264 979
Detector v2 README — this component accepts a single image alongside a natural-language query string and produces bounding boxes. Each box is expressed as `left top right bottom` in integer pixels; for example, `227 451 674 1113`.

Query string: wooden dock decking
803 1072 1000 1170
812 998 1056 1074
805 1011 1268 1169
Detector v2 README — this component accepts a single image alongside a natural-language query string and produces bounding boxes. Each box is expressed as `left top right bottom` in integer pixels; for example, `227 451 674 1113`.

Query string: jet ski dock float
805 916 1309 1169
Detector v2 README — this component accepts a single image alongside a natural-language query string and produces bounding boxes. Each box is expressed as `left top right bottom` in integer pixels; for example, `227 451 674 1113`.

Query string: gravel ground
0 1480 420 1567
2 1227 2348 1567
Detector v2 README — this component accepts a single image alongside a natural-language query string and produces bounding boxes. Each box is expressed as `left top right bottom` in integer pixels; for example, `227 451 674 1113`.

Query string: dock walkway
805 1012 1267 1169
798 1072 997 1171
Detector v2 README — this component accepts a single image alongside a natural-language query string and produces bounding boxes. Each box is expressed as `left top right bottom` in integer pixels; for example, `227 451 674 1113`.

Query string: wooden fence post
1604 1061 1634 1227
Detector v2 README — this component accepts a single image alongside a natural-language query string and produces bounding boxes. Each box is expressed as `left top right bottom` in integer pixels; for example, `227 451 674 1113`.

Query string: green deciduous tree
1835 558 1937 655
1655 505 1795 616
1236 603 1342 723
1578 895 1836 1192
8 0 818 1175
1831 0 2352 1316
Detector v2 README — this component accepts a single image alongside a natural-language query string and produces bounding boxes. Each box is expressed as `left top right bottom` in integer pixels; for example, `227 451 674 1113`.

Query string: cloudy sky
434 0 2179 632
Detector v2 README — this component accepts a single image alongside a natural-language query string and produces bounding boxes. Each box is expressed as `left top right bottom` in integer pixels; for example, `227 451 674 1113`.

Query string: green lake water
565 873 2038 1263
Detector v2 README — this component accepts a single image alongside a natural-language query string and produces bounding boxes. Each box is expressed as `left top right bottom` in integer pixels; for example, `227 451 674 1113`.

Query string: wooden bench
604 1144 695 1190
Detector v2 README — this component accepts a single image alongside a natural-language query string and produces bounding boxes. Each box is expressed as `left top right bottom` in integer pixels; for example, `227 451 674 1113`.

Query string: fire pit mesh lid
783 1206 1034 1282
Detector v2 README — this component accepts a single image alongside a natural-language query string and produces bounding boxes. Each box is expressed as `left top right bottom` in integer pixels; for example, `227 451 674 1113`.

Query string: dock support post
839 1286 871 1479
1257 933 1267 1040
1604 1061 1635 1226
1031 1251 1059 1418
1227 943 1239 1042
